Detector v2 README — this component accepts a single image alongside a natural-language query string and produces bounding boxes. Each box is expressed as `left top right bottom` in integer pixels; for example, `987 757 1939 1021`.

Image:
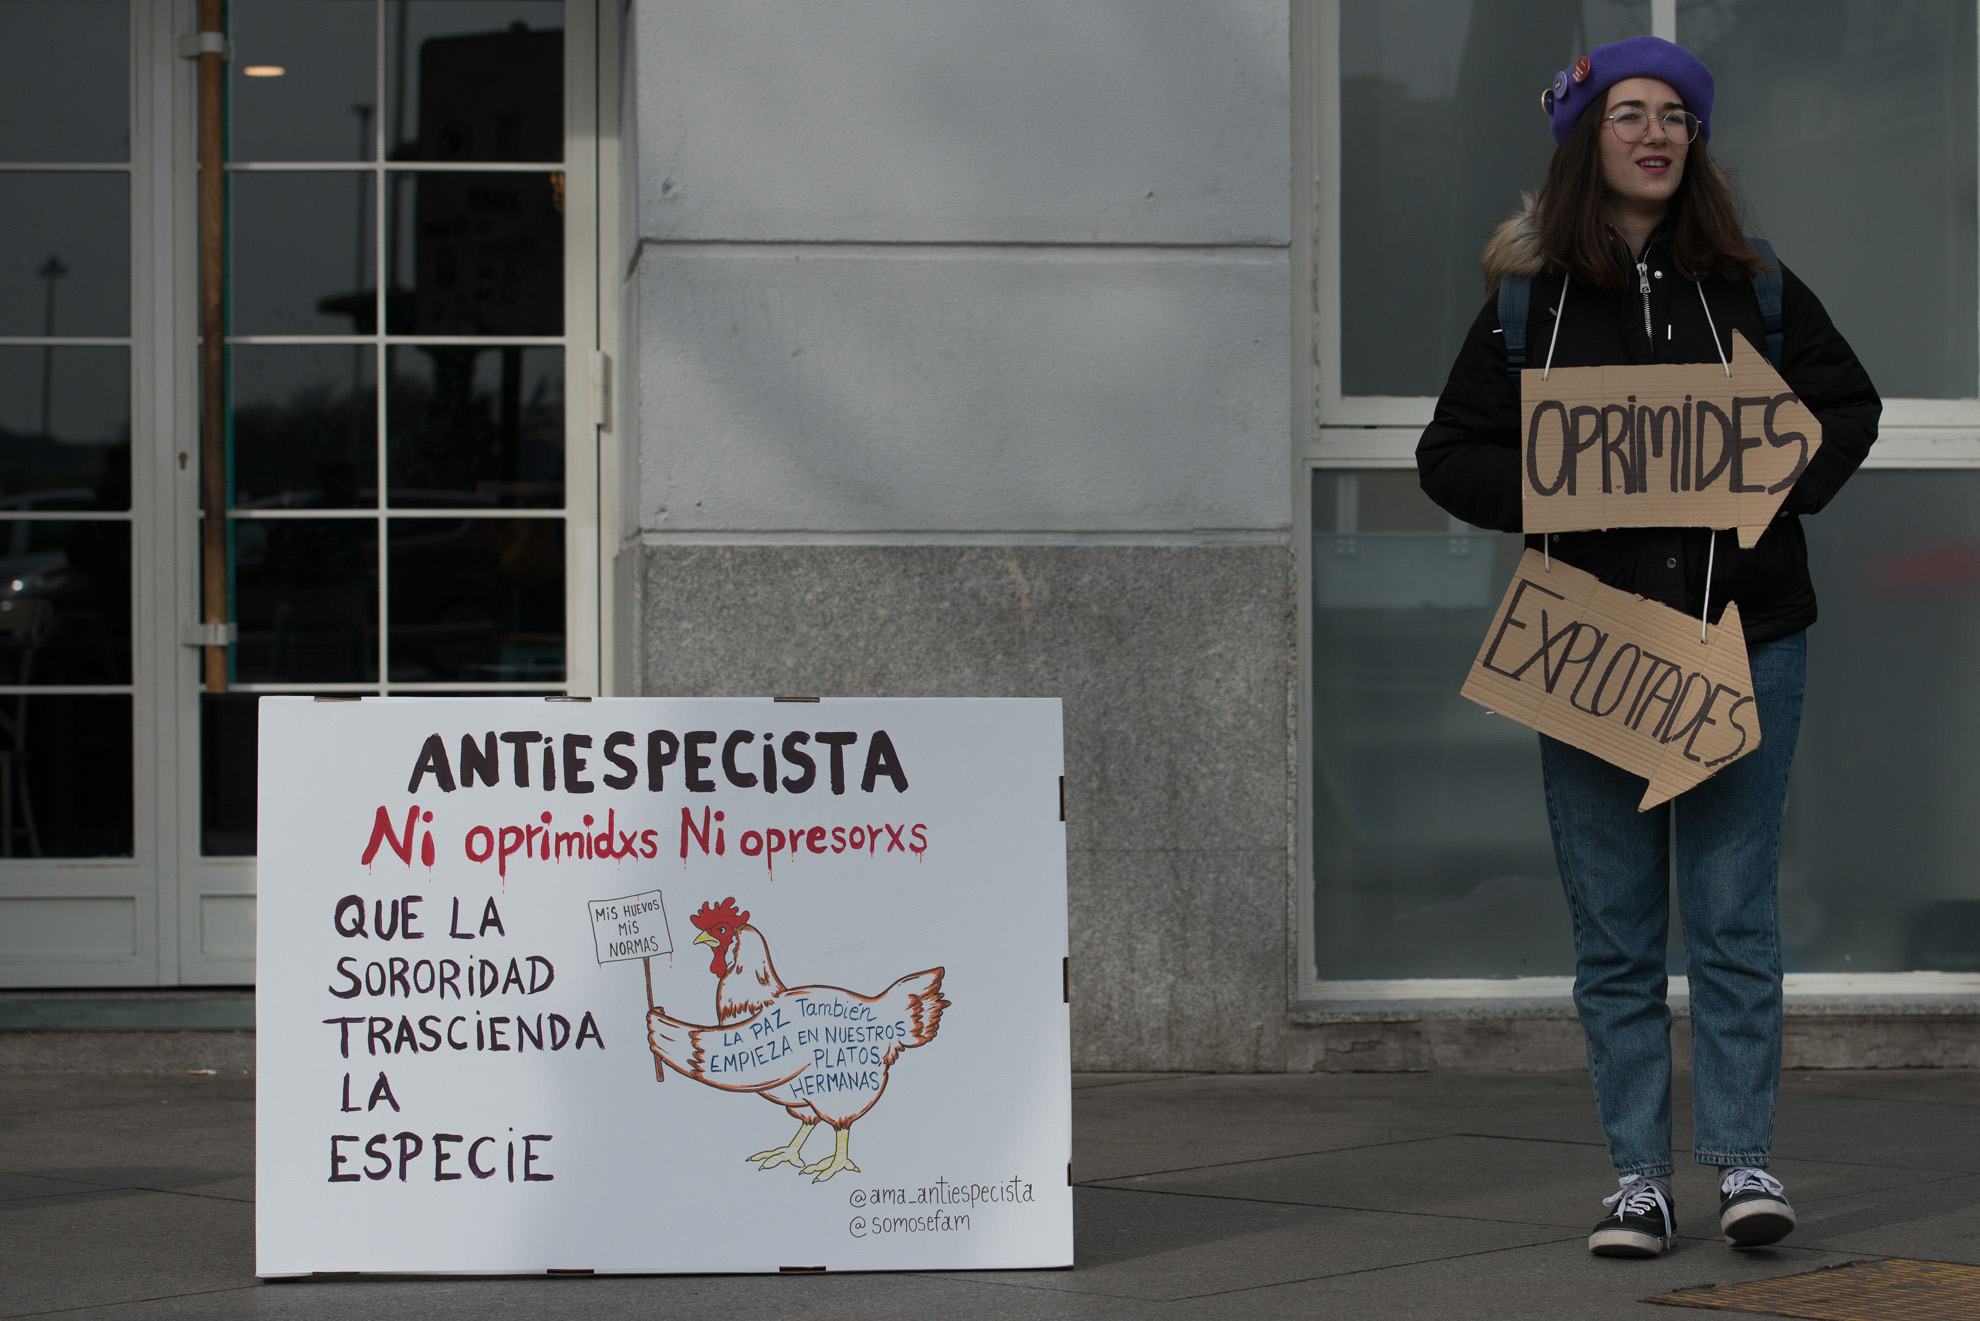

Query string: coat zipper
1636 260 1653 343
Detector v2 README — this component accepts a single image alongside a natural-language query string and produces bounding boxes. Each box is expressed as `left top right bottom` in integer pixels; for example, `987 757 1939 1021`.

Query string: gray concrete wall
624 3 1295 1071
634 546 1294 1070
625 0 1292 540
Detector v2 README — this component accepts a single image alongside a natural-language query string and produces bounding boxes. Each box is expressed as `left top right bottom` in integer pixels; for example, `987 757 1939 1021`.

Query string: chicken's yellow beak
693 931 715 946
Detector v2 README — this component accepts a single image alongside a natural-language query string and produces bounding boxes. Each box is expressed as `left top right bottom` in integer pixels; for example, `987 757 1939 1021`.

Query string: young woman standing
1416 36 1880 1258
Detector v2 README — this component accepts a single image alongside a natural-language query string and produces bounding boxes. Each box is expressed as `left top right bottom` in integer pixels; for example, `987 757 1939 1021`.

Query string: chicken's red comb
690 897 748 931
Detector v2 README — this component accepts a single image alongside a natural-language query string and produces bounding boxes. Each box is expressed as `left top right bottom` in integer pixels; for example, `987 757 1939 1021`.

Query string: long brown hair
1536 98 1763 288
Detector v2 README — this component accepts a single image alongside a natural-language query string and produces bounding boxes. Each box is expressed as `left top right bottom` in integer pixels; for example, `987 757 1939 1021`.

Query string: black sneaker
1589 1175 1676 1257
1720 1167 1795 1247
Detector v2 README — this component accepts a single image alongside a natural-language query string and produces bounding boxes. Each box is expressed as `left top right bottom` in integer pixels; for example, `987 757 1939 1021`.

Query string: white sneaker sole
1589 1226 1669 1257
1722 1198 1795 1248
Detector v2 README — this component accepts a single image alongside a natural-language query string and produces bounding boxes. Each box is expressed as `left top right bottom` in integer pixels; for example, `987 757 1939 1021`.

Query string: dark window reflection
1338 2 1650 395
0 0 128 163
229 172 375 335
0 695 132 857
0 520 130 685
387 2 563 163
232 519 378 683
1687 0 1977 397
232 345 377 509
0 347 129 510
1308 471 1568 980
388 171 563 335
388 346 561 507
387 517 562 681
1793 471 1980 972
0 174 129 337
201 693 259 856
229 0 378 163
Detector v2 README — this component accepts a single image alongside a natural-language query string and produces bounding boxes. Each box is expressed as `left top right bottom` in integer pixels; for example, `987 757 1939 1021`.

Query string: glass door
0 1 156 986
170 0 601 982
0 0 604 988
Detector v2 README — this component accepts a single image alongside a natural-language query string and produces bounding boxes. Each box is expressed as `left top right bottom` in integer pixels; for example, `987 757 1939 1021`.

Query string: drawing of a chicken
646 897 949 1182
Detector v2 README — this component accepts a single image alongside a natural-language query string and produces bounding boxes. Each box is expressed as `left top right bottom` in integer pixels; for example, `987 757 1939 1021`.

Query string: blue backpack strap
1497 275 1531 378
1747 236 1784 369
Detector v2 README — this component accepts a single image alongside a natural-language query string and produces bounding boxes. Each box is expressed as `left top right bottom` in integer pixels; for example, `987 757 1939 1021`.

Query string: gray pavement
1 1035 1976 1319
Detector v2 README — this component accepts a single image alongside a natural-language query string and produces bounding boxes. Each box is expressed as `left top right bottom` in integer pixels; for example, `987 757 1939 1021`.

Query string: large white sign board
256 697 1071 1276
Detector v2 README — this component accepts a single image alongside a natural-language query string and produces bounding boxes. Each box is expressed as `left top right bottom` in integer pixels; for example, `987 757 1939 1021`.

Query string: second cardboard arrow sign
1521 331 1820 549
1462 551 1760 811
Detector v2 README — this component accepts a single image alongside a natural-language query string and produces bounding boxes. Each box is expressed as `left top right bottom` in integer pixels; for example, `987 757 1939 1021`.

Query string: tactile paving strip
1646 1259 1980 1320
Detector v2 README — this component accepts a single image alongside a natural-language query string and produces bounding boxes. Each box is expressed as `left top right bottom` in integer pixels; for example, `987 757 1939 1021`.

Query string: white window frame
1292 0 1980 1004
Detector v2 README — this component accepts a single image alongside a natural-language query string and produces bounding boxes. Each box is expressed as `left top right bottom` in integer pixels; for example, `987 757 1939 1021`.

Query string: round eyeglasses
1604 109 1700 144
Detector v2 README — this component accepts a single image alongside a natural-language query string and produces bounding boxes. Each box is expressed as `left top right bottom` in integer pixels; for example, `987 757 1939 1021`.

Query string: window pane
1310 472 1572 979
0 0 128 163
0 520 130 686
387 346 563 507
387 171 564 335
201 693 260 857
387 517 563 682
232 519 379 683
0 347 128 510
1339 1 1651 397
229 172 375 335
229 0 379 163
0 174 129 336
1682 1 1978 399
232 345 377 510
386 2 564 162
1312 469 1980 979
0 695 132 857
1789 472 1980 972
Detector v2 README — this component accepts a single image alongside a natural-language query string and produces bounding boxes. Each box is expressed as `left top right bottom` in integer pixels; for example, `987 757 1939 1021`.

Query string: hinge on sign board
546 1268 594 1276
1068 1162 1073 1186
780 1265 826 1273
1059 776 1065 822
1063 956 1069 1004
310 1271 358 1277
180 621 237 647
589 351 611 432
774 696 820 703
545 695 592 702
314 695 362 703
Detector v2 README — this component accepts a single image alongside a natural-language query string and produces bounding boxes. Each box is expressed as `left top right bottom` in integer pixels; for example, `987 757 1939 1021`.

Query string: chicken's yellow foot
748 1121 815 1171
801 1126 861 1183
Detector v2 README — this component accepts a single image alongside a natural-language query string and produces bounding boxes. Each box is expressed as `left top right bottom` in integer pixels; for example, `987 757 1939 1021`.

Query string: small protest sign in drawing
645 897 950 1184
589 890 674 1081
589 890 672 965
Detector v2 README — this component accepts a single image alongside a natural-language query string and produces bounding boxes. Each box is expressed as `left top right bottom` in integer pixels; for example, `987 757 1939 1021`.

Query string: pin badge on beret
1541 87 1555 114
1552 69 1571 99
1572 55 1591 83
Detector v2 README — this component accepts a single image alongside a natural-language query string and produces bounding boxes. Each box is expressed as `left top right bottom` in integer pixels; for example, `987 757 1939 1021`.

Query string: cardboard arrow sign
1521 331 1820 549
1461 550 1759 811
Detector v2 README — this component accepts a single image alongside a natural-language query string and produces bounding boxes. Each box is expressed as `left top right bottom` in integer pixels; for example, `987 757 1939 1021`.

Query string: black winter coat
1416 233 1881 644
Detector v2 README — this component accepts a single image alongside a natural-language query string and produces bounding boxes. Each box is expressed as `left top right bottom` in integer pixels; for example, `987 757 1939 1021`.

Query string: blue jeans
1540 631 1806 1178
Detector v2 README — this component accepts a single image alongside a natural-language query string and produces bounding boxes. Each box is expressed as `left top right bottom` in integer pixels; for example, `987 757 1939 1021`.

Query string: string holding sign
1521 330 1821 549
587 889 675 1083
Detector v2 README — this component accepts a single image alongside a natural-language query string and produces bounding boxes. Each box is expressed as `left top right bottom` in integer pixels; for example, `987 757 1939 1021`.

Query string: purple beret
1542 35 1713 145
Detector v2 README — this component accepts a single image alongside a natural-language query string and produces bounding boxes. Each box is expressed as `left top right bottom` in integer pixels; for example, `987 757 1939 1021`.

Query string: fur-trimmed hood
1482 194 1545 291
